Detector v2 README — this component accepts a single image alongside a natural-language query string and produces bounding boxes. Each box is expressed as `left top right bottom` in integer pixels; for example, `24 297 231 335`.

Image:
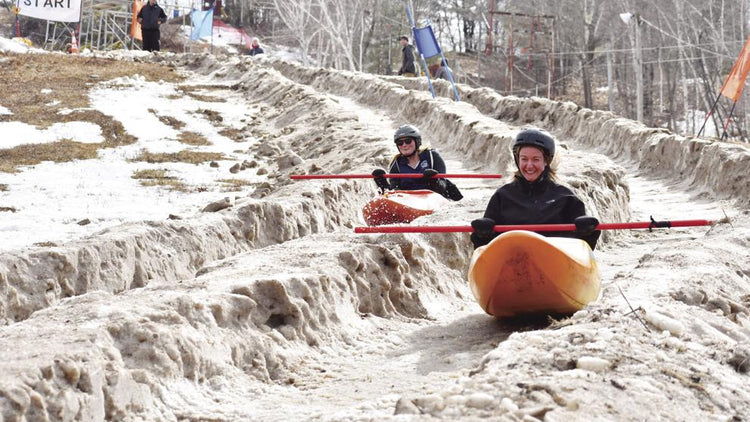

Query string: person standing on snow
470 128 600 250
397 35 417 77
371 124 463 201
137 0 168 52
248 38 264 56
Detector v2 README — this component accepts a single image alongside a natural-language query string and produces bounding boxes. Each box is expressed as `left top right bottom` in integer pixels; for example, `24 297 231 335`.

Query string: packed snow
1 38 749 422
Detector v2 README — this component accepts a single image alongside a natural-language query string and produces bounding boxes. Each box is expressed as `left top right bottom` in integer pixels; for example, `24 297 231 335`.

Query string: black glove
471 218 496 238
422 168 442 191
574 216 599 236
422 168 439 179
372 168 390 191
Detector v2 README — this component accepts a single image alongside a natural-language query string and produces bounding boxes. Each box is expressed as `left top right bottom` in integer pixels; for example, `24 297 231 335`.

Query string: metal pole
635 13 643 122
607 42 614 111
507 14 513 95
97 11 103 50
404 1 437 99
485 0 495 56
550 16 555 98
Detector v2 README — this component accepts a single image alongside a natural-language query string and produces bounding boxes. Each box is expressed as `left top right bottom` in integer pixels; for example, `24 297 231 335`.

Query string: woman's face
517 146 547 182
395 137 417 156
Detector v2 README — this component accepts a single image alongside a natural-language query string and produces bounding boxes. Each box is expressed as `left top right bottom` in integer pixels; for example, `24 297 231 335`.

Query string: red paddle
353 219 715 234
290 173 503 180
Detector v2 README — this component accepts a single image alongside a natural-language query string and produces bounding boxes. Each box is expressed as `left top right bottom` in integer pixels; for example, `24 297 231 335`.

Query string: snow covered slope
0 49 748 421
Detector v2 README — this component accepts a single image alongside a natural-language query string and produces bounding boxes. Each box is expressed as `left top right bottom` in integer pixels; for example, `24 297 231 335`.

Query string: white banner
17 0 83 23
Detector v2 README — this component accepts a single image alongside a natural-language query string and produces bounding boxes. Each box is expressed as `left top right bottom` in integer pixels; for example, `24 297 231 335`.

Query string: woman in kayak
470 128 600 250
371 124 462 201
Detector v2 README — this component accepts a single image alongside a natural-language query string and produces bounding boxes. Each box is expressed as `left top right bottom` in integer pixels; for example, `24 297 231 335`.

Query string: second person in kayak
372 124 463 201
470 128 600 250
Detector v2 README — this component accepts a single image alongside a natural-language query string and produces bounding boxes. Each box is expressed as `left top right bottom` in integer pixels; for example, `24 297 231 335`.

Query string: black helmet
512 128 555 161
393 124 422 148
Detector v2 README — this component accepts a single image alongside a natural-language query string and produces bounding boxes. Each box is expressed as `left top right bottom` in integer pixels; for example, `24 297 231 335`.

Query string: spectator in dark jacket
248 37 264 56
398 35 416 76
470 128 600 250
137 0 167 52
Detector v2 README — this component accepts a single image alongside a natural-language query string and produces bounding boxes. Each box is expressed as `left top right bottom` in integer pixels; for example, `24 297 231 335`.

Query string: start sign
17 0 83 23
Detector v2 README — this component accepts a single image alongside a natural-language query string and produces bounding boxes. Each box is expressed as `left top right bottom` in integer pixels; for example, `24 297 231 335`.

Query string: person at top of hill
470 128 600 250
371 124 463 201
397 35 417 77
137 0 167 52
248 38 264 56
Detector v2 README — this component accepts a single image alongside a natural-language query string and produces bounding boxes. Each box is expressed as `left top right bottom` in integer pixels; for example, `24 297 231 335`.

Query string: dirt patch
178 85 233 103
151 110 186 130
0 53 183 127
132 168 188 192
0 53 175 172
0 139 100 173
195 108 223 123
218 127 248 142
131 149 227 165
0 109 136 172
178 131 211 146
217 178 254 191
185 92 227 103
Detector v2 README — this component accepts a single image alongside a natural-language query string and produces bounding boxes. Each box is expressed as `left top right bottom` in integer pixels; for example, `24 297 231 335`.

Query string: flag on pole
190 8 214 41
413 26 441 59
720 35 750 102
131 0 145 41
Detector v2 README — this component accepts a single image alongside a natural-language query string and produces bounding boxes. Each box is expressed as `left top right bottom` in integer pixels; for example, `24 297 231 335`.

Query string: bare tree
249 0 749 140
271 0 317 64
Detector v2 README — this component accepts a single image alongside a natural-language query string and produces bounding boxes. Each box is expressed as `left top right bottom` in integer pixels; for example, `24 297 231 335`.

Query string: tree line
222 0 748 141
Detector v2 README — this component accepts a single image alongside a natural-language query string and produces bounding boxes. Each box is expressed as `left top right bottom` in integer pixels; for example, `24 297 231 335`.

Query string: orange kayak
362 190 449 226
468 230 601 318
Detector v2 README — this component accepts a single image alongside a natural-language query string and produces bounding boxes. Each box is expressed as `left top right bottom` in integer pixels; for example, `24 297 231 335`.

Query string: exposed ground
0 45 749 422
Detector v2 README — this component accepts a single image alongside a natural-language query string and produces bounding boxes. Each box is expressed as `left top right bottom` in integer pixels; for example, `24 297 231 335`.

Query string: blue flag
413 26 441 59
190 9 214 41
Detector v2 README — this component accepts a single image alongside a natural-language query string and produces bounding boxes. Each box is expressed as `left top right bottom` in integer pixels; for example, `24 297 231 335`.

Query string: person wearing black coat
470 128 600 250
398 36 416 76
137 0 167 52
372 124 462 201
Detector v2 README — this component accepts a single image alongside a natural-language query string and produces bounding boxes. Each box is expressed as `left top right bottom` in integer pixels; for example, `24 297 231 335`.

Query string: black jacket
248 46 264 56
399 44 416 75
471 173 599 249
384 148 462 201
138 3 167 30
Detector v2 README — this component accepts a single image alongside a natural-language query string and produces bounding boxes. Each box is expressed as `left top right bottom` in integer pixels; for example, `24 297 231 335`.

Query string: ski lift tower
485 0 556 98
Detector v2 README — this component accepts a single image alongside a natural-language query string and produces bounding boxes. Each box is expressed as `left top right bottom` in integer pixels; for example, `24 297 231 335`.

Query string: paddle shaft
291 173 502 180
353 219 714 234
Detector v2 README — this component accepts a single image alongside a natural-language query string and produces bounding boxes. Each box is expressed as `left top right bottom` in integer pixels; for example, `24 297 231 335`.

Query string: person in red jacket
137 0 167 52
470 128 600 250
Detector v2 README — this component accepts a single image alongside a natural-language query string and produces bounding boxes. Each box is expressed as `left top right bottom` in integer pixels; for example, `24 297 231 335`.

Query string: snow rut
1 52 748 421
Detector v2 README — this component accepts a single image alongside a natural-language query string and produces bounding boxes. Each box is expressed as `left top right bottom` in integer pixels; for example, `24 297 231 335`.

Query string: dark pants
142 28 160 52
